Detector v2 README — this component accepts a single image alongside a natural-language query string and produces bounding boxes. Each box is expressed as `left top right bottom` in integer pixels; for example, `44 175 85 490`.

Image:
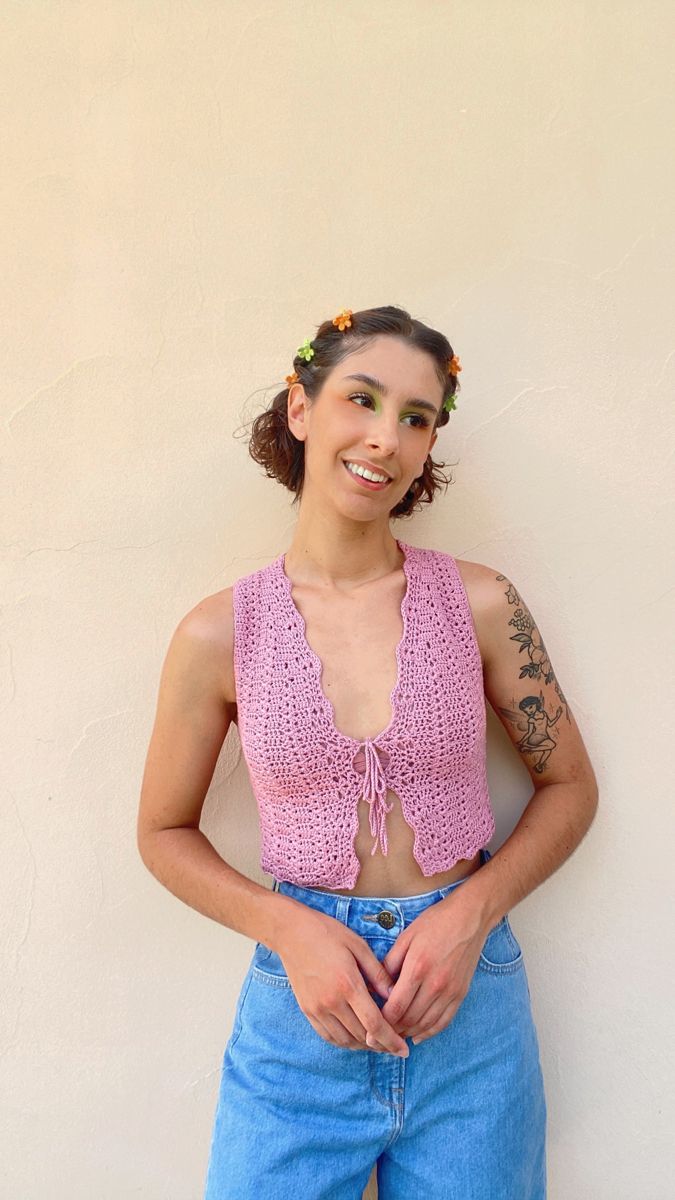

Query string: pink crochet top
232 539 495 888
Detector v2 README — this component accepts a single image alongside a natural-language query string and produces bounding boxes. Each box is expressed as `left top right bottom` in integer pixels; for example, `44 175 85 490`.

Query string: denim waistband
272 847 492 929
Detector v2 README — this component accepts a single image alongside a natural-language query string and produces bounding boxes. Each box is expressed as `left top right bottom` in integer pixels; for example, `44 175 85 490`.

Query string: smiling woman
138 303 596 1199
244 304 461 518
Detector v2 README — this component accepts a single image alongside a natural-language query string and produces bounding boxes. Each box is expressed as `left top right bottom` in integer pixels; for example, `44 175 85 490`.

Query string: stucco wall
2 3 673 1197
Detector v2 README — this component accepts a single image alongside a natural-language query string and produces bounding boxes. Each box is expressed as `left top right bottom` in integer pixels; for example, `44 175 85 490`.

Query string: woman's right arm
136 589 293 951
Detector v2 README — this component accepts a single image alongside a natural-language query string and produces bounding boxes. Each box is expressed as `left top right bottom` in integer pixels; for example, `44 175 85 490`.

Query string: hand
275 902 410 1057
378 892 488 1044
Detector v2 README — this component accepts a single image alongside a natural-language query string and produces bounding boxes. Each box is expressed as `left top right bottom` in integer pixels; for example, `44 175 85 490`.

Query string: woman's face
288 336 444 518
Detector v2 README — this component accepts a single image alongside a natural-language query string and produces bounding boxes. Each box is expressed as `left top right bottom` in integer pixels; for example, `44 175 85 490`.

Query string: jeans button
377 910 395 929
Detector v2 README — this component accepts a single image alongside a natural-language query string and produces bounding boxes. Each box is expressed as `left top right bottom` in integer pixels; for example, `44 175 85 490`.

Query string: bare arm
136 590 297 951
453 564 599 931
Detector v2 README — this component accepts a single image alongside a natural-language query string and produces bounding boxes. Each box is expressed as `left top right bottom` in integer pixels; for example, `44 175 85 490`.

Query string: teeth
345 461 389 483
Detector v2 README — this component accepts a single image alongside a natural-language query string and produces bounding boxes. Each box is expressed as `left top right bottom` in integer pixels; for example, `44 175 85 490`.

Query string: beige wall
2 3 673 1197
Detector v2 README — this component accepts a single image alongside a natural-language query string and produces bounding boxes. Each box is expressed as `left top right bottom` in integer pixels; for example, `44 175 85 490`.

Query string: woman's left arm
380 565 599 1042
456 563 600 931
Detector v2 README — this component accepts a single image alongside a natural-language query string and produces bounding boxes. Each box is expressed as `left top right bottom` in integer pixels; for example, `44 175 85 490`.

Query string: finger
381 971 424 1030
320 1011 368 1050
355 999 409 1056
341 979 409 1055
333 996 401 1054
355 952 396 1000
410 997 462 1044
311 984 381 1051
381 941 407 978
305 1011 357 1048
365 1031 396 1053
390 985 448 1035
320 1006 391 1054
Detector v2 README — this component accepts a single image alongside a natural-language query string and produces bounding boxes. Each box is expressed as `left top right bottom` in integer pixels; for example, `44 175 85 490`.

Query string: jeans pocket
251 941 292 988
228 966 255 1051
477 915 524 975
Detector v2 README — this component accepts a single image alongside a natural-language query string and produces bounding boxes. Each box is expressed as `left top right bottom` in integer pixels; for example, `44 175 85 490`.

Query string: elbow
136 822 159 873
584 775 600 830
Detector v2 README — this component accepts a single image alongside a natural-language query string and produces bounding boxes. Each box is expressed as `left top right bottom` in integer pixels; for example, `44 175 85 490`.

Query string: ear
287 384 310 443
428 430 438 455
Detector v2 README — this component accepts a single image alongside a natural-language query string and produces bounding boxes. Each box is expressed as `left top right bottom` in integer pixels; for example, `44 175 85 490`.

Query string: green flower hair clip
442 393 457 413
297 337 315 362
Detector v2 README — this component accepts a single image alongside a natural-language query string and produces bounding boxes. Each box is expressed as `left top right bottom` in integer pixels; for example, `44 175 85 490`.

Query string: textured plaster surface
2 3 673 1198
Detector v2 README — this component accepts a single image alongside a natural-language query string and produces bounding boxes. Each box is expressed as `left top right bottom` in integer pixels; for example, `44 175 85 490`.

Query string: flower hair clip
297 337 315 362
332 308 353 331
285 308 353 386
442 354 462 412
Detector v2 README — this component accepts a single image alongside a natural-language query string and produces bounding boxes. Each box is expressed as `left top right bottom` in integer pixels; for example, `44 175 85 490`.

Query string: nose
364 414 400 457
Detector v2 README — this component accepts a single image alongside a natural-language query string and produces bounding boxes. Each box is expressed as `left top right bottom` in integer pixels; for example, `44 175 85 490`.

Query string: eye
348 393 430 429
348 391 375 410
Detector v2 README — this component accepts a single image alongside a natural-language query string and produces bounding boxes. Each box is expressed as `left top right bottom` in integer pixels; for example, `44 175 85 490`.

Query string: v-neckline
277 539 413 747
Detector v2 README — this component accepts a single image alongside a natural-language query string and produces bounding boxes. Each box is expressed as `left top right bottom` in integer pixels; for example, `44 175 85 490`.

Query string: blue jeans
203 849 547 1199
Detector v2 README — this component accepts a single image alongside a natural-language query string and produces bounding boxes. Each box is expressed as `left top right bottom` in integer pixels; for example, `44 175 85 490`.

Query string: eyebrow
341 373 440 417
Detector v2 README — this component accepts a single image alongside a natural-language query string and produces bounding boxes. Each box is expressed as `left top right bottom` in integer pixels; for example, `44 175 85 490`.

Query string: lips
343 460 392 481
342 461 391 490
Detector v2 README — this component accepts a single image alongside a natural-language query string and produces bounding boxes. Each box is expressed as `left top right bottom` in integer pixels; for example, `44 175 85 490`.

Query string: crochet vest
232 539 495 889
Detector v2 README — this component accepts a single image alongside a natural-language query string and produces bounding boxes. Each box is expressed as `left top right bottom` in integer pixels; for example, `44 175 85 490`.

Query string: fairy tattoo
499 693 563 773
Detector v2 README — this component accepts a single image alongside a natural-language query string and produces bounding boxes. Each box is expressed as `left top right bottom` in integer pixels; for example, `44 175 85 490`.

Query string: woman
137 306 598 1199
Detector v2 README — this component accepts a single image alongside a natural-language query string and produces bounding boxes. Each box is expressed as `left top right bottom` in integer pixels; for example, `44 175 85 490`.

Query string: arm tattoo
494 574 571 775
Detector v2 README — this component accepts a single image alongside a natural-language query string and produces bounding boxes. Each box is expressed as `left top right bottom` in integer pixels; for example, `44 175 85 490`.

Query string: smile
343 461 391 490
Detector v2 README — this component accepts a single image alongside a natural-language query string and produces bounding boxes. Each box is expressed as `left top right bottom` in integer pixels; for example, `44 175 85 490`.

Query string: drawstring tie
353 740 393 857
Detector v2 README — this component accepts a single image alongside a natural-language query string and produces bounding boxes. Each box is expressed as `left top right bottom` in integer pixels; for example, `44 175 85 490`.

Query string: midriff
311 800 483 896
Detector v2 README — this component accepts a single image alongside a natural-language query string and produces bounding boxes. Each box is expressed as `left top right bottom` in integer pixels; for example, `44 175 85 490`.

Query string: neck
283 513 403 589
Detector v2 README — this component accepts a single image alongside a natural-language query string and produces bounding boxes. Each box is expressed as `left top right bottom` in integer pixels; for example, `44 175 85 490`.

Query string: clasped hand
371 895 487 1047
276 892 488 1055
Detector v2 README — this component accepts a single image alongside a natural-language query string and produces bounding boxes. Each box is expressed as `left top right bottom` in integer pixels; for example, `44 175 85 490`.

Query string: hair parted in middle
243 304 460 519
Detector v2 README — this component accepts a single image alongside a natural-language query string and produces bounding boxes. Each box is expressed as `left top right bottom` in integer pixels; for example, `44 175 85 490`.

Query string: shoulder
450 557 507 669
449 555 540 675
454 556 506 605
174 586 237 714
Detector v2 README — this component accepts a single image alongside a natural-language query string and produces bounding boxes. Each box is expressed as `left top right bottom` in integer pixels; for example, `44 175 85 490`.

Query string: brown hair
242 305 459 520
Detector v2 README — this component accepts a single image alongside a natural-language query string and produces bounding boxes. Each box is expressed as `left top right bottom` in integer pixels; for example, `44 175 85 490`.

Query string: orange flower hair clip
332 308 353 331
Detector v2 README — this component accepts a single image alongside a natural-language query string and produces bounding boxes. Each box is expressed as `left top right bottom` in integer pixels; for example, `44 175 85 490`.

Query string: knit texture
232 540 495 888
